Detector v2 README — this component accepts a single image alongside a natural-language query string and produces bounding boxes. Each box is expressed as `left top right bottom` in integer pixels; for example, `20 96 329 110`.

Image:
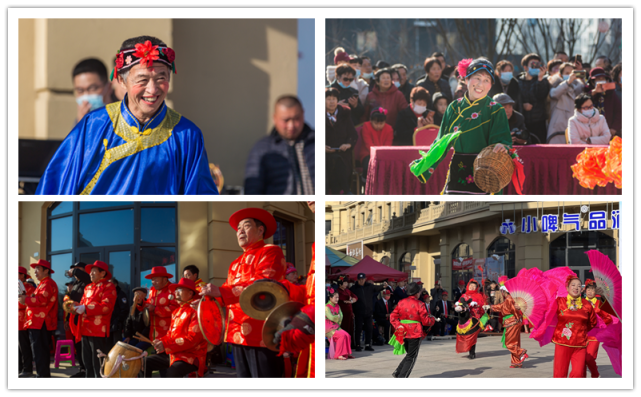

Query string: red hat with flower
111 38 177 81
565 274 581 288
285 263 297 275
19 266 31 279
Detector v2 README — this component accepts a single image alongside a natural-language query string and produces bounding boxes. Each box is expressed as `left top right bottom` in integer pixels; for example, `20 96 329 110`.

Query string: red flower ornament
471 112 479 120
164 47 176 63
133 40 160 68
115 53 124 69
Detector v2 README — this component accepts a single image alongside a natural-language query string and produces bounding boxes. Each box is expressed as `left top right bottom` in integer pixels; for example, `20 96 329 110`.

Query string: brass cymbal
262 301 304 352
239 279 289 321
142 307 150 327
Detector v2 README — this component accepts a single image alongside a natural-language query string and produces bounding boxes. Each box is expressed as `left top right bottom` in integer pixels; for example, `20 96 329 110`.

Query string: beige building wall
19 19 299 188
327 201 620 294
18 201 52 276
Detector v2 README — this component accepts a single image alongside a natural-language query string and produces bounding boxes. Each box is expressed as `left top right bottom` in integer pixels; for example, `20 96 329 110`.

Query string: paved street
326 334 620 378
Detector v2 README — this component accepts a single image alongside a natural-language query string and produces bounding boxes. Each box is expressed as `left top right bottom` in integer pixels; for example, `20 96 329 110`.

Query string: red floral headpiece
565 275 580 288
457 58 473 79
584 279 596 287
111 40 176 81
327 287 335 295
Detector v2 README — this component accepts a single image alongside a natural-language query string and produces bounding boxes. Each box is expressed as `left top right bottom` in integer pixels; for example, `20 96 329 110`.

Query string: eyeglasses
341 77 354 83
74 84 105 96
581 105 594 111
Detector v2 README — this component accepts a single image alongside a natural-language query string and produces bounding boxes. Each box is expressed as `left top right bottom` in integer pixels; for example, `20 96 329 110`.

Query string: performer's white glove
470 302 478 307
454 305 463 312
435 317 441 322
482 305 491 311
75 305 86 314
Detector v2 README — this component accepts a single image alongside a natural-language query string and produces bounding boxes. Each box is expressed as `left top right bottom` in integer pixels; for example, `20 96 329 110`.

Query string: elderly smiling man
200 207 287 377
36 35 219 195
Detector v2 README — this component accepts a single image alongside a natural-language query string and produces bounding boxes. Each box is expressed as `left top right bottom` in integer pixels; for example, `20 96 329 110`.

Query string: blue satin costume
36 97 218 195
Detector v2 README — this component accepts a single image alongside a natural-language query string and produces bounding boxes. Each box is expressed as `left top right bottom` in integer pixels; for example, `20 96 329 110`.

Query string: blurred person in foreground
244 95 315 195
36 35 219 195
71 58 113 124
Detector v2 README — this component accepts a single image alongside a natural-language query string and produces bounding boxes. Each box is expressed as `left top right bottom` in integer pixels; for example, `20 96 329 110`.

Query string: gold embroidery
80 102 182 195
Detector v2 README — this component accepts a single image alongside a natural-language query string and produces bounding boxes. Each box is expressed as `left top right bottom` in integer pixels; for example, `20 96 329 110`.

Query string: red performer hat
565 274 580 288
19 266 31 279
30 259 54 274
170 278 198 294
111 40 177 81
229 208 277 239
458 280 465 286
145 266 174 280
85 260 112 280
382 289 391 295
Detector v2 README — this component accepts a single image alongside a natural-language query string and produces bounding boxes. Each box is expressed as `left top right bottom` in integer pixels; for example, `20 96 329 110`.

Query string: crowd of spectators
326 47 623 194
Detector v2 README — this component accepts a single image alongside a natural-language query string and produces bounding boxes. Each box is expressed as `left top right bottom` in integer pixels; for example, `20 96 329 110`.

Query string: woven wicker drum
473 144 514 193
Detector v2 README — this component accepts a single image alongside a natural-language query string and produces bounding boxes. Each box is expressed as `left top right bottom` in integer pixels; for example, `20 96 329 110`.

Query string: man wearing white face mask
72 58 113 124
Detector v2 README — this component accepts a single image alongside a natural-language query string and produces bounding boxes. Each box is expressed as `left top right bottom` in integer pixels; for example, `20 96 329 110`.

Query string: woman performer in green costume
410 58 522 195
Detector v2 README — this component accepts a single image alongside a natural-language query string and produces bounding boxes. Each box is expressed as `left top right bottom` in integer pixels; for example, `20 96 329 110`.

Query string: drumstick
134 332 153 344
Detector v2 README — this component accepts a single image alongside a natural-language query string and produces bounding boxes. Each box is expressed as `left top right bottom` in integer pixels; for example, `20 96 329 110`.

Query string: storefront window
141 207 177 244
78 209 134 247
550 231 616 281
51 202 73 216
273 216 295 264
451 243 473 286
50 216 72 252
487 237 516 278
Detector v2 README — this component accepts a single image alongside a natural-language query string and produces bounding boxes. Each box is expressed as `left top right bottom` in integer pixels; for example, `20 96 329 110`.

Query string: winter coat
329 81 364 125
568 109 611 145
244 124 315 195
547 75 585 141
517 73 551 124
358 121 393 162
363 84 408 127
415 76 453 106
489 76 522 113
110 285 129 330
590 88 622 135
394 105 430 146
350 283 384 317
67 268 91 303
398 81 415 104
351 78 370 105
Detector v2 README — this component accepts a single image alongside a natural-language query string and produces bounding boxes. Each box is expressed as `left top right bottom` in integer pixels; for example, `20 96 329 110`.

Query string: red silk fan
543 267 577 298
586 249 622 320
504 277 548 329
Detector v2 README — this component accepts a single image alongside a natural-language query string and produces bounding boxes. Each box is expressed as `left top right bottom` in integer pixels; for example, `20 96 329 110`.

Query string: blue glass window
78 210 134 247
141 208 176 244
51 216 73 252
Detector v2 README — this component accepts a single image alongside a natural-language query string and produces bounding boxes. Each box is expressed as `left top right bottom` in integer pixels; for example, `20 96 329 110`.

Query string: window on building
367 209 373 225
487 237 516 278
550 231 616 281
387 203 391 219
399 251 412 273
351 216 355 230
378 206 382 222
273 216 295 264
361 212 365 226
451 243 474 287
434 256 441 282
325 220 332 235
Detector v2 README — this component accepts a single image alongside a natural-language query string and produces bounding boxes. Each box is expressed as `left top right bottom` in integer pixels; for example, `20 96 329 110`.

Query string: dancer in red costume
274 201 316 378
583 279 613 378
550 276 598 378
485 286 528 368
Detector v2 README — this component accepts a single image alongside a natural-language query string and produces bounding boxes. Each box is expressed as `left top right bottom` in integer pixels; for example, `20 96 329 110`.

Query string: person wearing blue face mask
489 59 522 114
328 64 364 125
349 55 370 105
548 62 585 144
71 58 113 124
517 53 551 144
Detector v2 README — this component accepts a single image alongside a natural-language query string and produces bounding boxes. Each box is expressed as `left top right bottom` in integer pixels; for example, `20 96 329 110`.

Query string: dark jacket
326 105 358 149
393 286 408 302
489 77 523 113
430 287 444 302
590 89 622 134
329 81 364 125
374 297 394 324
394 105 430 146
67 268 91 303
430 299 453 320
110 285 129 330
517 73 551 124
452 287 464 304
244 124 315 195
350 283 384 317
398 81 415 104
415 76 453 106
123 301 149 340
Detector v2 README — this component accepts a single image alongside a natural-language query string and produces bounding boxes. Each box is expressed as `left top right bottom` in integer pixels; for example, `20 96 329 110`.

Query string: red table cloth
365 144 622 195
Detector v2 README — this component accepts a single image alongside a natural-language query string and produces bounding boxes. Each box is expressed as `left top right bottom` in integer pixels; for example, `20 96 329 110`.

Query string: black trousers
29 323 51 378
525 119 547 144
19 330 34 374
326 153 350 194
377 319 391 342
75 339 85 371
394 338 422 378
144 353 197 378
231 344 284 378
82 336 108 378
361 156 371 179
354 313 373 347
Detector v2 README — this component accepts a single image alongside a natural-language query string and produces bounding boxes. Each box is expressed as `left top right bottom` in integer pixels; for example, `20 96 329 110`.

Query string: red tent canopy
335 256 408 282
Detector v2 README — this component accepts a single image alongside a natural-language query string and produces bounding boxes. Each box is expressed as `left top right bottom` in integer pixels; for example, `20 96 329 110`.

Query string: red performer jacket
490 294 522 327
552 296 598 348
76 279 116 340
586 297 613 342
460 279 486 320
19 282 36 331
306 243 315 306
24 277 59 331
390 295 435 340
160 299 208 378
141 284 180 341
220 240 286 347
